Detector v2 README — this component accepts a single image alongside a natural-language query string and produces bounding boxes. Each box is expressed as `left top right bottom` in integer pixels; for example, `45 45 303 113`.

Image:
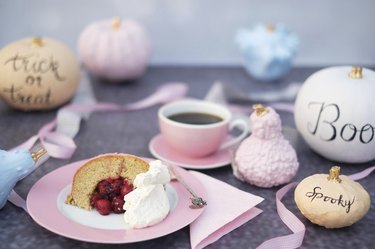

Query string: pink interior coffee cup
158 99 249 158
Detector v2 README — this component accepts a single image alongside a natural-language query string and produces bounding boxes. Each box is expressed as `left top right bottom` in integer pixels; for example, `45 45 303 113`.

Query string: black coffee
168 112 223 125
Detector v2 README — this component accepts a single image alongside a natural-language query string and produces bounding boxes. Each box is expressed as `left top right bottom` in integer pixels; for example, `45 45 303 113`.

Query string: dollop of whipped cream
123 160 171 228
134 160 170 187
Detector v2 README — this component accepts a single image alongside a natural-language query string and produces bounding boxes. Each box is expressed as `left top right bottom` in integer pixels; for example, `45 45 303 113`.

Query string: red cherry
108 192 117 201
120 181 134 197
106 177 114 183
93 177 134 214
90 193 103 207
111 196 125 214
123 178 132 186
95 199 111 215
97 180 110 195
110 179 123 195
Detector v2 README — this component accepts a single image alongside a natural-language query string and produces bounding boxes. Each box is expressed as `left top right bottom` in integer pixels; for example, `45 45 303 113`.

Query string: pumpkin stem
348 66 363 79
327 166 342 183
112 17 122 30
31 37 43 47
265 24 275 32
252 104 269 117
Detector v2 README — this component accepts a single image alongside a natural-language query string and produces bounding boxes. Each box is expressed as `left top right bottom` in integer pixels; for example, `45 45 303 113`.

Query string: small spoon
169 166 207 209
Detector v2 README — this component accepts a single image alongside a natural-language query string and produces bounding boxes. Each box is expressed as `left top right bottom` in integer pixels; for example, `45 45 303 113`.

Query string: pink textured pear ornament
233 104 299 188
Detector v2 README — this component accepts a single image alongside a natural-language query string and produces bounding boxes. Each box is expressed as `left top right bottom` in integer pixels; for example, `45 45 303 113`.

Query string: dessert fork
168 166 207 209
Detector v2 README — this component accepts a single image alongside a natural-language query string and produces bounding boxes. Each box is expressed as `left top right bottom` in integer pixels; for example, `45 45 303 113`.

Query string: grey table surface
0 66 374 249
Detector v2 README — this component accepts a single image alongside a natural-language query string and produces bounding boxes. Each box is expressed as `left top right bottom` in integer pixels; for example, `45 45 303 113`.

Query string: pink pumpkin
78 17 152 81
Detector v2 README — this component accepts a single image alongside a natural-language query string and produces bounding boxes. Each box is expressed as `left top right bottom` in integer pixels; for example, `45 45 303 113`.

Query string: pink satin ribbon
12 119 77 159
13 82 188 158
257 182 304 249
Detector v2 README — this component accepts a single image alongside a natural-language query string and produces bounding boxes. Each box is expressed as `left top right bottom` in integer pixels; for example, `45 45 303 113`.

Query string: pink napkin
189 171 264 249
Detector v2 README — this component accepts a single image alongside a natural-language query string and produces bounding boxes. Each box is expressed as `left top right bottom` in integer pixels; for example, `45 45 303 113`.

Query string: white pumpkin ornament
0 37 80 111
78 17 152 81
295 66 375 163
294 166 370 229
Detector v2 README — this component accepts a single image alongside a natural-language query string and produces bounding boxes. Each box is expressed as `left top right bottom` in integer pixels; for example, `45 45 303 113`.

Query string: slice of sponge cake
66 153 149 210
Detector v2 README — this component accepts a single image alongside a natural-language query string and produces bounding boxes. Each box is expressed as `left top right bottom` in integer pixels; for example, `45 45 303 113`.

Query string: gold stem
266 24 275 32
348 66 363 79
252 104 269 117
327 166 342 183
31 37 43 47
112 16 122 30
31 148 47 162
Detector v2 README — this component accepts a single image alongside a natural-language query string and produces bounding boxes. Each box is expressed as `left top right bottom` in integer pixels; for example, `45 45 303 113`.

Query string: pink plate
149 134 232 169
26 159 206 243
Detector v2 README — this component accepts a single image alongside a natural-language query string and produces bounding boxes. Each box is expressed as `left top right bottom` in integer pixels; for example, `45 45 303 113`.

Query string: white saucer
148 134 232 169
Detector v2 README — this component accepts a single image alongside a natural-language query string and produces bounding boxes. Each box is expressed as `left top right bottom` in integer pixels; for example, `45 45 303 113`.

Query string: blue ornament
235 23 299 82
0 149 45 209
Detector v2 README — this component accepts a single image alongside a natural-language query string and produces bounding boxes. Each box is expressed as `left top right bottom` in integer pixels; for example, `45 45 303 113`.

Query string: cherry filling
90 177 134 215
